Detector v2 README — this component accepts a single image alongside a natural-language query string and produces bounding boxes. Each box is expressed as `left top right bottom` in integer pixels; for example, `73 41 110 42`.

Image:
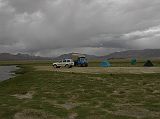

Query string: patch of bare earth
68 113 78 119
44 100 80 119
14 109 58 119
44 100 78 110
89 77 106 81
35 66 160 74
12 91 35 99
108 105 160 119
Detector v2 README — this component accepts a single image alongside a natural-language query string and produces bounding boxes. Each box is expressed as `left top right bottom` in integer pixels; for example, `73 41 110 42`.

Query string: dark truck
72 53 88 67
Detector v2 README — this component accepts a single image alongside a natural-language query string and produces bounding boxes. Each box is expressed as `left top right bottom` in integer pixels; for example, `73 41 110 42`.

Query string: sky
0 0 160 57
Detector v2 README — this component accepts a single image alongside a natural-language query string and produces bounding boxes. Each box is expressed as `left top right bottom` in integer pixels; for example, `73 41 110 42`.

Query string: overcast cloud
0 0 160 56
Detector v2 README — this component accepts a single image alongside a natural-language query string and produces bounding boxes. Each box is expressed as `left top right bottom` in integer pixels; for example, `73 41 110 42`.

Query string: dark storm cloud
0 0 160 56
7 0 46 13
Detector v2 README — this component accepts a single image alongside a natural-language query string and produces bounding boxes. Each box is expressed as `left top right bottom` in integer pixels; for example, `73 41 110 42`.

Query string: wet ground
0 66 18 82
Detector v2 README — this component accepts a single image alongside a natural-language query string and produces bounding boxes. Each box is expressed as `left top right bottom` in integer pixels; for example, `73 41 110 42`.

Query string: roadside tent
100 60 111 67
131 58 137 65
144 60 154 67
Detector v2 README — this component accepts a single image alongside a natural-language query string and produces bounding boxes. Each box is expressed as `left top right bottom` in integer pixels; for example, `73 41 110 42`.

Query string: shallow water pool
0 66 18 82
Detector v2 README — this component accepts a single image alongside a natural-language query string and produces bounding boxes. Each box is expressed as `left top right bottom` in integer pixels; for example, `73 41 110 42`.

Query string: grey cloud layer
0 0 160 56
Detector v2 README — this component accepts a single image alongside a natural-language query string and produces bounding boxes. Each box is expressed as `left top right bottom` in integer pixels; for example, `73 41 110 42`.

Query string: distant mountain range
54 49 160 60
53 53 100 60
0 53 51 61
105 49 160 59
0 49 160 61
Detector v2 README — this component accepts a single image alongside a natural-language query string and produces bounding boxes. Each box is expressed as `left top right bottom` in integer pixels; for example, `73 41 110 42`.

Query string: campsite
0 59 160 119
1 0 160 118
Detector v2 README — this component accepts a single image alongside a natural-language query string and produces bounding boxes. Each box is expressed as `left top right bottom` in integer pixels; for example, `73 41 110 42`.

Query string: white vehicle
53 59 74 68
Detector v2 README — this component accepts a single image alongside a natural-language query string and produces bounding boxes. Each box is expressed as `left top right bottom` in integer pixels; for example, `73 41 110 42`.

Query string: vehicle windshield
79 58 87 62
67 60 71 62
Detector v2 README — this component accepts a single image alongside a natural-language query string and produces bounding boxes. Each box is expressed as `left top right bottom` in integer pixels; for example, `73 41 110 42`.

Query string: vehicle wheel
65 64 70 68
85 64 88 67
53 65 57 68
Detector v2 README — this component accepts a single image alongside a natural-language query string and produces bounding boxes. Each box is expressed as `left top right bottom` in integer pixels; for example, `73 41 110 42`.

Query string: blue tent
100 60 111 67
131 58 137 65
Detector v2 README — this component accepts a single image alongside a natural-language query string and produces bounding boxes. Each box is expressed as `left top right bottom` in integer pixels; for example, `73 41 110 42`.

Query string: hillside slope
105 49 160 59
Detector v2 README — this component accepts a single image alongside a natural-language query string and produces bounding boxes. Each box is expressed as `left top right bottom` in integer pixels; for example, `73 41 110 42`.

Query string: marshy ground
0 60 160 119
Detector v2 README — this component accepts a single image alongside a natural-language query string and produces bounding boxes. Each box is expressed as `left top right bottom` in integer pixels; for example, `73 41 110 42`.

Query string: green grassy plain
0 60 160 119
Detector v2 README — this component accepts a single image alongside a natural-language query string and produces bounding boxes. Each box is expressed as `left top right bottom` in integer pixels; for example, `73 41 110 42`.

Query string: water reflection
0 66 18 82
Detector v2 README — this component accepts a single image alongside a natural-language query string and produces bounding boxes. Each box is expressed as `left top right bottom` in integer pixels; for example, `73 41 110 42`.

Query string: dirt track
35 66 160 74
